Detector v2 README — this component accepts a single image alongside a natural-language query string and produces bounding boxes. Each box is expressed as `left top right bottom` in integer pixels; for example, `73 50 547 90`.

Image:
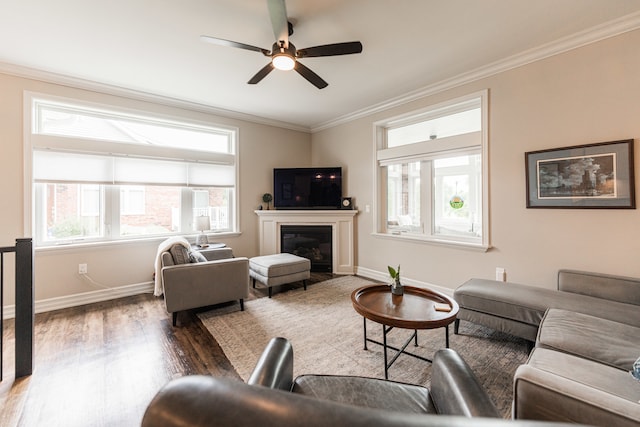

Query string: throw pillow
169 245 190 265
632 356 640 381
189 250 207 263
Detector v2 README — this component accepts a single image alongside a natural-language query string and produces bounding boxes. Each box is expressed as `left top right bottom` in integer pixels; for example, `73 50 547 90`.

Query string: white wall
0 72 311 312
312 29 640 291
3 28 640 314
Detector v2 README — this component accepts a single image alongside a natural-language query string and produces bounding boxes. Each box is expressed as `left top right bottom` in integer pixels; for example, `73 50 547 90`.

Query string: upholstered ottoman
249 253 311 298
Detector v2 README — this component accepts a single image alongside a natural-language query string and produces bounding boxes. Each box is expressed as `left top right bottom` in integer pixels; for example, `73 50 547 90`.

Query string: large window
28 94 238 246
375 91 489 249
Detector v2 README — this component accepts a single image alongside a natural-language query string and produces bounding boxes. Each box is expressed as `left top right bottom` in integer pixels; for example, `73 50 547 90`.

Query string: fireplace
281 225 332 272
255 209 356 275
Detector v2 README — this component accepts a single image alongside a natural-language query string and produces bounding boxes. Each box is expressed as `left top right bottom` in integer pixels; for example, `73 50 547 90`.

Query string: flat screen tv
273 167 342 209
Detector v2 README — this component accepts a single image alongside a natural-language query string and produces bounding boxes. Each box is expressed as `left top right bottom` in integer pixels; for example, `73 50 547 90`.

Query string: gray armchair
246 337 500 417
142 337 582 427
159 246 249 326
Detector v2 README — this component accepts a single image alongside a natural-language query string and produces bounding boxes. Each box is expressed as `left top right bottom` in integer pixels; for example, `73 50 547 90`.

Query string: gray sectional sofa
453 269 640 426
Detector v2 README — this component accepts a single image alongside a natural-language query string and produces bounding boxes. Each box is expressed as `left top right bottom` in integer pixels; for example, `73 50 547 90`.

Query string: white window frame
23 91 240 247
373 90 490 250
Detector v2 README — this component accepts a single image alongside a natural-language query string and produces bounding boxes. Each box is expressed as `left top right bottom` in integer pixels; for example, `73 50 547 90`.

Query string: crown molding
0 61 311 133
310 11 640 133
2 10 639 136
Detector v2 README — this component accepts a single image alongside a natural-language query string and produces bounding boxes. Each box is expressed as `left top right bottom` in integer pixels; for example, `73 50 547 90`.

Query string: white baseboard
355 266 454 297
2 269 453 320
2 281 155 320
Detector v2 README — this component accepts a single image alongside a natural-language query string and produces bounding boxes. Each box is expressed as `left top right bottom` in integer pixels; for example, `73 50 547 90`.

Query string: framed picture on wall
525 139 635 209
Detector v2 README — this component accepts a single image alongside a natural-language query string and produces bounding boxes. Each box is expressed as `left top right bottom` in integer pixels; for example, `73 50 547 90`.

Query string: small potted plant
388 264 404 296
262 193 273 210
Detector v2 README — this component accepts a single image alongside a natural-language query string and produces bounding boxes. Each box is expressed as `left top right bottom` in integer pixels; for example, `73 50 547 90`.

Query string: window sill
35 232 241 253
372 232 490 252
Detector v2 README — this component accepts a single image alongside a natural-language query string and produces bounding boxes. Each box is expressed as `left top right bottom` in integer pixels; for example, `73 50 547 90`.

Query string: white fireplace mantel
255 210 357 275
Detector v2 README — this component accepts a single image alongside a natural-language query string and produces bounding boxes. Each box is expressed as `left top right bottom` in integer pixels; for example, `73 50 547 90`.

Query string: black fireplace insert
280 225 332 273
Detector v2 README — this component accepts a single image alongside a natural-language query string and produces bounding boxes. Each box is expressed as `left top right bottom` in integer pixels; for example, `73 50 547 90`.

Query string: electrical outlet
495 267 506 282
79 263 88 275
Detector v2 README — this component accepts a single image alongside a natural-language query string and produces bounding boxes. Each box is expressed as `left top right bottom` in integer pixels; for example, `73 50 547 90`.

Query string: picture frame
525 139 635 209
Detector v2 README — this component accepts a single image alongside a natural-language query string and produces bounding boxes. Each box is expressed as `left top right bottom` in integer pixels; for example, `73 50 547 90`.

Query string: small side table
193 242 226 250
351 284 459 379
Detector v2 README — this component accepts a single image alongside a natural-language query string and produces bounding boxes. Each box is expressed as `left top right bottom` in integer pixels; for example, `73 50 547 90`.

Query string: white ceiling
1 0 640 131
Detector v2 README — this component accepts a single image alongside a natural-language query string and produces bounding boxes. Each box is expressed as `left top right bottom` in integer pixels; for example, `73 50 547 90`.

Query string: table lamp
196 215 210 247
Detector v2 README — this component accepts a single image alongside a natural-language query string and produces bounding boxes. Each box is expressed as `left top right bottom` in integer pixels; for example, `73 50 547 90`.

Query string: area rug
198 275 528 418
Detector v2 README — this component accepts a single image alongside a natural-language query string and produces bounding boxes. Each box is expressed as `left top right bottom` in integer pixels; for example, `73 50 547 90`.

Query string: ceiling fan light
272 54 295 71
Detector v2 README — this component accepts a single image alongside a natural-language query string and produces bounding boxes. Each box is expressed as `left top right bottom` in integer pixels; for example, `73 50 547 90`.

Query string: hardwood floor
1 274 332 427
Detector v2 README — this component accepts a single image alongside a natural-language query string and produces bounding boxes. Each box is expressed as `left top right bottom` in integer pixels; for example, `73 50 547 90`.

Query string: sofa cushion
169 244 190 264
292 375 435 414
513 348 640 427
537 309 640 371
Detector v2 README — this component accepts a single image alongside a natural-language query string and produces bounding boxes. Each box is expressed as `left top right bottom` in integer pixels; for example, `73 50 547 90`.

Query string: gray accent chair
142 337 584 427
247 337 500 417
160 246 249 326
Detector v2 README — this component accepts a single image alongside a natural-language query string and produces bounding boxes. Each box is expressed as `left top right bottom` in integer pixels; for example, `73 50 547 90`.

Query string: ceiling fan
200 0 363 89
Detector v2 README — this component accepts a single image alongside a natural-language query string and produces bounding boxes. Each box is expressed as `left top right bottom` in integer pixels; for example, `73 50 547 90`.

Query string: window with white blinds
32 151 235 187
27 94 238 246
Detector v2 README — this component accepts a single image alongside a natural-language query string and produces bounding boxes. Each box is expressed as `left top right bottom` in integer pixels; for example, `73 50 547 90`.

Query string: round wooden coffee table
351 284 459 379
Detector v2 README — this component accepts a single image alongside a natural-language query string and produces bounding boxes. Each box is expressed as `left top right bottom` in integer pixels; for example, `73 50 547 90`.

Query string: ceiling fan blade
297 41 363 58
200 35 270 56
248 62 275 84
267 0 289 47
294 61 328 89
